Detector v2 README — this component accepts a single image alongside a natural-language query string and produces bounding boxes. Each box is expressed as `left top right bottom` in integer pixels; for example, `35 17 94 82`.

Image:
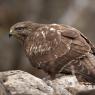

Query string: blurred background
0 0 95 78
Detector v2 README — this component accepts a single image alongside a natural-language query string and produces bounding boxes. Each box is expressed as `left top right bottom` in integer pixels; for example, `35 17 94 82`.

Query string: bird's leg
70 65 75 76
42 75 51 81
46 72 63 80
42 71 56 81
55 73 64 78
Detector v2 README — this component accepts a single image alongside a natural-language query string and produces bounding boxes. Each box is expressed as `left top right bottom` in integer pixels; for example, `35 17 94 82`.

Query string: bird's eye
15 27 27 31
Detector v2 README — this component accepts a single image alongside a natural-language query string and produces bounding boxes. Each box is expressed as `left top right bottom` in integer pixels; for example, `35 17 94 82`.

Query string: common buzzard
9 21 95 83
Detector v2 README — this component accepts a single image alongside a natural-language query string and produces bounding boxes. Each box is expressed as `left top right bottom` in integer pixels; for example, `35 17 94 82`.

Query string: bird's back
23 23 95 80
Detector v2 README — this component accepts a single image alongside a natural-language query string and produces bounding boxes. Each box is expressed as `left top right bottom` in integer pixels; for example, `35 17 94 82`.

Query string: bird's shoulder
33 24 80 40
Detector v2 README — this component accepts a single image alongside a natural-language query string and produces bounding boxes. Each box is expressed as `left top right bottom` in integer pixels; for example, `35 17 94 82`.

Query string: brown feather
10 21 95 83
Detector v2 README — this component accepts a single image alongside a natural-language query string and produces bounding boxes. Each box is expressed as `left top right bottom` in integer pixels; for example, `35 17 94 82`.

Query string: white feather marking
41 31 46 38
36 33 40 37
28 45 33 55
50 28 56 31
35 46 37 50
54 39 58 44
10 29 13 33
54 55 58 58
26 48 29 54
47 47 51 50
39 45 42 49
57 31 61 35
38 45 41 52
67 45 70 50
30 45 33 52
54 39 57 41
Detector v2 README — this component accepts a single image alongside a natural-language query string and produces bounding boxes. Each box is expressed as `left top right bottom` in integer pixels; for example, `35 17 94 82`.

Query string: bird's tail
76 53 95 84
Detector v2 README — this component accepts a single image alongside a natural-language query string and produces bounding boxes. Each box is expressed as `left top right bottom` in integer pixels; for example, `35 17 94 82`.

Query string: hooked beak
9 33 12 38
9 29 13 38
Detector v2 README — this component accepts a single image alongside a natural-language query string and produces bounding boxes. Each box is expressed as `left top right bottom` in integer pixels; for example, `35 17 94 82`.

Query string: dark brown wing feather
62 29 79 38
80 32 95 54
61 26 91 54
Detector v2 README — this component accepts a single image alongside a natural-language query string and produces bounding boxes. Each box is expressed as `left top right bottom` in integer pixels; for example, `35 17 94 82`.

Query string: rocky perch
0 70 95 95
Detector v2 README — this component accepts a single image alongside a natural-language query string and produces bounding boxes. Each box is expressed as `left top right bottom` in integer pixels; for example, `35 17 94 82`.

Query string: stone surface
0 70 95 95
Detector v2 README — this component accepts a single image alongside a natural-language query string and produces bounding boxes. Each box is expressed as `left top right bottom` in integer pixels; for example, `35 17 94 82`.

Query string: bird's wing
80 32 95 54
61 27 80 39
53 26 95 83
61 26 91 54
57 26 92 72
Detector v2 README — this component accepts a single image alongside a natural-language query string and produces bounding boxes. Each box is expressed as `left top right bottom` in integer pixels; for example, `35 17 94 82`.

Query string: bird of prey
9 21 95 83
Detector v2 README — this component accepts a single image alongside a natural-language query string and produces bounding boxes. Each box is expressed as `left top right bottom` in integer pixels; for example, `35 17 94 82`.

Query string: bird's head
9 21 38 43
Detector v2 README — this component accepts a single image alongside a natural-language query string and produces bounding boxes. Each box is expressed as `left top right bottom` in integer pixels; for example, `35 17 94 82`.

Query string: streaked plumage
9 21 95 83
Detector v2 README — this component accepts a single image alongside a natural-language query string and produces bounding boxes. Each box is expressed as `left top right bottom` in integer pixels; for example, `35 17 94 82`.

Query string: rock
0 70 95 95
